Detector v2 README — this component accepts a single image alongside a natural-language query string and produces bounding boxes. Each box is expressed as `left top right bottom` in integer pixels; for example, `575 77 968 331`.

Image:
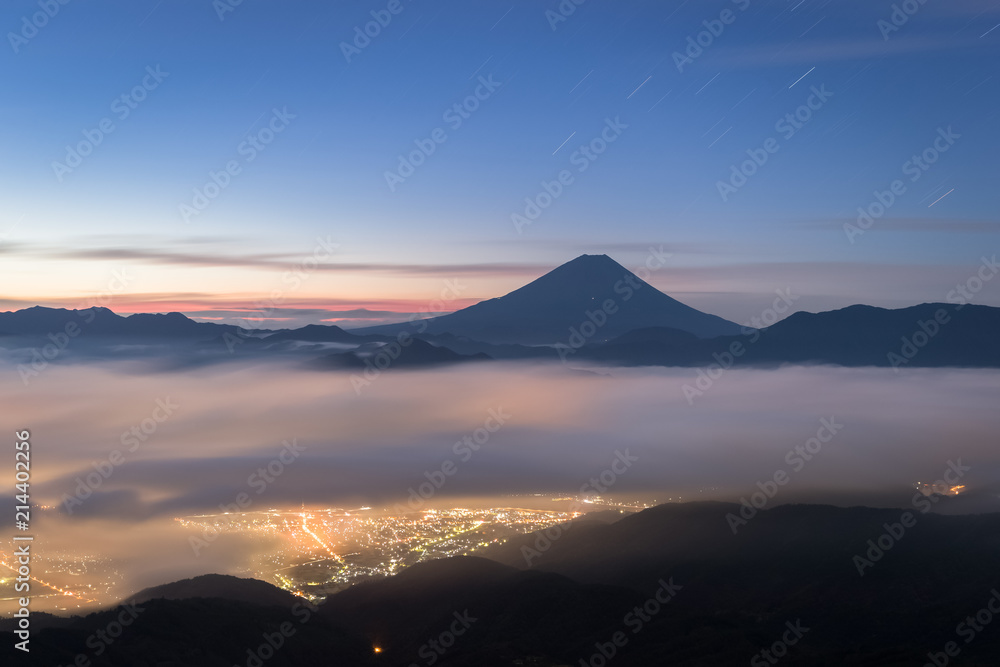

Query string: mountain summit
354 254 741 344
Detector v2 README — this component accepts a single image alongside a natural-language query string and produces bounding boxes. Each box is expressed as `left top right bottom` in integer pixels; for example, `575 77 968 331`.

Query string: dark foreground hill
4 503 1000 666
0 596 375 667
129 573 301 607
484 501 1000 664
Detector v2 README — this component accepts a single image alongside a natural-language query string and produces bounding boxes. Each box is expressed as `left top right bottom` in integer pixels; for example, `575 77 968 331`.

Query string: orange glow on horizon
41 295 485 318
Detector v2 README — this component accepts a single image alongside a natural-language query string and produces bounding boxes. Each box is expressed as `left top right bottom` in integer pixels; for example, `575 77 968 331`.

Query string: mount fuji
352 254 742 344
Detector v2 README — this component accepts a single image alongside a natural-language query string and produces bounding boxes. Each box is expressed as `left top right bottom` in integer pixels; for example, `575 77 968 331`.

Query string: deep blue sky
2 0 998 326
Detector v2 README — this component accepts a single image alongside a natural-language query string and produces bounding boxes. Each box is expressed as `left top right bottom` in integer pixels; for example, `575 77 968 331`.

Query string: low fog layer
3 360 999 592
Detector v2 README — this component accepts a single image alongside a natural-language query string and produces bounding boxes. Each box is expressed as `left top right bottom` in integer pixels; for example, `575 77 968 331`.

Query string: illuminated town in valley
177 506 580 600
0 496 661 614
0 480 966 616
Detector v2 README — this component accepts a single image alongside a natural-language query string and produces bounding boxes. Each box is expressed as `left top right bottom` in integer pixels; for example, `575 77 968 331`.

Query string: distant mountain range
0 305 250 338
3 254 999 369
317 338 492 369
581 302 1000 369
6 502 1000 666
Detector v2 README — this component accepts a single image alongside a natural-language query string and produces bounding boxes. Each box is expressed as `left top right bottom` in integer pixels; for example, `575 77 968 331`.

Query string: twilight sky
2 0 998 327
